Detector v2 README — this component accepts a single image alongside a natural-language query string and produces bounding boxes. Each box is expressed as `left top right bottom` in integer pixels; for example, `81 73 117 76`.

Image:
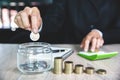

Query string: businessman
14 0 120 52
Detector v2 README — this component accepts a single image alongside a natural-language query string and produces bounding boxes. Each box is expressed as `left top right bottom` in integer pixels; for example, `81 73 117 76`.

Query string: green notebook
78 51 118 60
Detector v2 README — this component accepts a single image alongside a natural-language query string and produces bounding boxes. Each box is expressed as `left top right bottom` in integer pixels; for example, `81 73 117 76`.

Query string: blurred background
0 0 53 43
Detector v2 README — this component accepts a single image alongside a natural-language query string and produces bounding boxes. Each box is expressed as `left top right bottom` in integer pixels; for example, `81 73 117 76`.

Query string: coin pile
64 61 73 74
74 64 84 74
20 61 47 71
53 57 107 75
85 67 95 75
96 69 107 75
30 32 40 41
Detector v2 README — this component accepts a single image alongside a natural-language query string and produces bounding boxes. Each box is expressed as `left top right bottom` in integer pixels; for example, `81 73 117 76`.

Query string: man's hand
14 7 42 33
80 30 104 52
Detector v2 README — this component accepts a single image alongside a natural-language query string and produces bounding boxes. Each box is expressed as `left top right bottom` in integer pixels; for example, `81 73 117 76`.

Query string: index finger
84 39 90 52
31 7 41 33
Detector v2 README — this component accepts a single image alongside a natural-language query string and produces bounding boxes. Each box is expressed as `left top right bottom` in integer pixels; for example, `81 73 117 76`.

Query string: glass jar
17 42 53 74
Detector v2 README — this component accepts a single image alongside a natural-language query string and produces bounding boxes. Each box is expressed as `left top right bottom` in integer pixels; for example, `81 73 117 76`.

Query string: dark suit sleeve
97 12 120 44
95 1 120 44
103 16 120 44
41 0 66 34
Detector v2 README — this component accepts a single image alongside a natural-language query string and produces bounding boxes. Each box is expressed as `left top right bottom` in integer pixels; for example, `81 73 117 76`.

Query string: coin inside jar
96 69 107 75
30 32 40 41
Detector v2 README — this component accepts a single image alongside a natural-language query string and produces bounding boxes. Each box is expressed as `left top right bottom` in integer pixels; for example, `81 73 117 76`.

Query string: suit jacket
40 0 120 44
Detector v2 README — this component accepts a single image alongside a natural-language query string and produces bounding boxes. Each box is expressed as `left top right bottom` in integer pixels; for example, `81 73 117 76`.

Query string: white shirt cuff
91 29 103 37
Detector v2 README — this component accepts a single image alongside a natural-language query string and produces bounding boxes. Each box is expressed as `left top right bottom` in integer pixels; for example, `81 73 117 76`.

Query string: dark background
0 0 120 44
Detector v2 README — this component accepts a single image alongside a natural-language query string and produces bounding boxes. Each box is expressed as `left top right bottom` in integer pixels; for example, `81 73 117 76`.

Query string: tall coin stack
53 57 63 74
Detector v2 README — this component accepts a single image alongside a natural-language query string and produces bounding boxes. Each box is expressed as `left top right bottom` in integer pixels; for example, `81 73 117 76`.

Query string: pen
52 49 65 53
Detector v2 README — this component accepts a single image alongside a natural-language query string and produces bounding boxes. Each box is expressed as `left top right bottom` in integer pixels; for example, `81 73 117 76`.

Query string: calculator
78 51 118 60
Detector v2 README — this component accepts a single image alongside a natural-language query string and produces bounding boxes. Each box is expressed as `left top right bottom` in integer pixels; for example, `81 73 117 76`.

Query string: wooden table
0 43 120 80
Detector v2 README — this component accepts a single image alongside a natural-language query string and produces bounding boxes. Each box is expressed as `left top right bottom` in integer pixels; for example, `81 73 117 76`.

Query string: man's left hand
80 30 104 52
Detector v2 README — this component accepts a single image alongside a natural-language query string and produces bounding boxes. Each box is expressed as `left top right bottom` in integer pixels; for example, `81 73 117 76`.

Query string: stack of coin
96 69 107 75
74 64 84 74
64 61 73 74
85 67 95 75
53 57 63 74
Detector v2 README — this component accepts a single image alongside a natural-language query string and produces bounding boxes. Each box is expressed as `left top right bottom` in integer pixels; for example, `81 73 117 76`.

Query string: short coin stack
85 67 95 75
74 64 84 74
96 69 107 75
64 61 73 74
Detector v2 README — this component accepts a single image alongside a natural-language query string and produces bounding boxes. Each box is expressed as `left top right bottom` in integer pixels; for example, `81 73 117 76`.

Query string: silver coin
30 32 40 41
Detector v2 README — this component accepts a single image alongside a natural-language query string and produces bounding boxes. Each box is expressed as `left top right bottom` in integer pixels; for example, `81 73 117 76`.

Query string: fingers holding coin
14 7 42 33
14 7 42 41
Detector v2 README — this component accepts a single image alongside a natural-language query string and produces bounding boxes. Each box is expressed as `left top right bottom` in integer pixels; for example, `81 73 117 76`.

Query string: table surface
0 43 120 80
